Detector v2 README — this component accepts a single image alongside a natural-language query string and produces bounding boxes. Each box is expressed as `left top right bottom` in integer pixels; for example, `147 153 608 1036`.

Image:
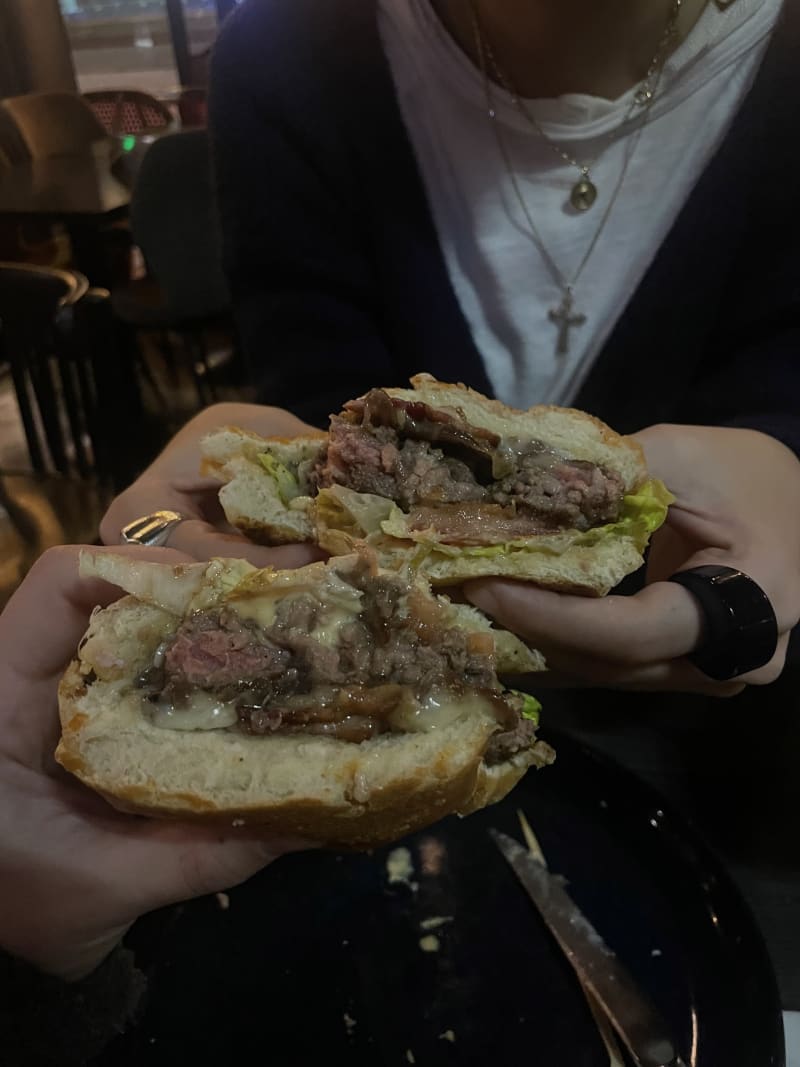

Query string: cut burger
57 551 552 848
201 375 672 596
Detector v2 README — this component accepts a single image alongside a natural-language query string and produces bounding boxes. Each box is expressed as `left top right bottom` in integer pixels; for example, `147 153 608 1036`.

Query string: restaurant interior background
0 0 243 608
1 5 799 1064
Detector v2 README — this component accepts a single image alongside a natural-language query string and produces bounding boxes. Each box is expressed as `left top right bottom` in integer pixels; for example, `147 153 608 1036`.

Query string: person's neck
431 0 709 100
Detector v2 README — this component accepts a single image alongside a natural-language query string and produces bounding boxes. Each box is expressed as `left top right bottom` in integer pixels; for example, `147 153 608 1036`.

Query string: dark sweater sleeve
681 279 800 460
209 2 405 428
0 945 146 1066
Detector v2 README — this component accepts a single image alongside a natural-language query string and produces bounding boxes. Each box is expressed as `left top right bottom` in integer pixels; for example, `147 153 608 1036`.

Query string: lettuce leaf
382 479 674 559
258 453 300 506
510 690 542 725
574 478 674 552
315 485 405 538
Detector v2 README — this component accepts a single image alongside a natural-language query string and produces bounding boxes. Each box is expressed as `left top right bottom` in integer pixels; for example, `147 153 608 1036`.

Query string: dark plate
105 731 784 1067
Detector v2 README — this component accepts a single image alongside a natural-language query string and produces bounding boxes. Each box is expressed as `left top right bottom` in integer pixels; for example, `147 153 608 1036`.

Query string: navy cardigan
202 3 799 1008
210 0 800 454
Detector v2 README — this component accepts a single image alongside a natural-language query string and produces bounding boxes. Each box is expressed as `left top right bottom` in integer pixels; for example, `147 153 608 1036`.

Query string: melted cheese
230 581 364 644
230 595 280 630
150 690 238 731
311 607 359 647
149 687 493 735
388 690 490 733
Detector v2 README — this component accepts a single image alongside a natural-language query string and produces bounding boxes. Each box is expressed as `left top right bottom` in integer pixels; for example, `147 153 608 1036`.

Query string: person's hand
100 402 323 567
466 425 800 696
0 545 311 982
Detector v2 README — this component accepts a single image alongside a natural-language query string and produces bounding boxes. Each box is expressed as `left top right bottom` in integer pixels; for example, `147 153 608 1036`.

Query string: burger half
57 551 552 848
201 375 672 596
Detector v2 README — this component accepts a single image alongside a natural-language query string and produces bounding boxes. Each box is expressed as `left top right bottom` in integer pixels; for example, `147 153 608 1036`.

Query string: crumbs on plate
419 934 440 954
385 846 418 892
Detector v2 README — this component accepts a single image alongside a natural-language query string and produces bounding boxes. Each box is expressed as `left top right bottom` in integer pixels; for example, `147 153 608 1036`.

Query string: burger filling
309 389 624 543
135 566 539 764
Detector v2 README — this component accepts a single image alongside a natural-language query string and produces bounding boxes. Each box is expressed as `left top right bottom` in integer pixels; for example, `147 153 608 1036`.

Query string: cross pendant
548 290 586 356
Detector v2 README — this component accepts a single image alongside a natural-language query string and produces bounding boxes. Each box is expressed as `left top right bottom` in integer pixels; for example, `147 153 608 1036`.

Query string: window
59 1 223 97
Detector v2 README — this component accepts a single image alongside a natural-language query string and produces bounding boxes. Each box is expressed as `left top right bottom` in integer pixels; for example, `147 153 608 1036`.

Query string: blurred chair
1 94 134 285
0 262 148 490
83 90 174 137
0 116 67 270
112 129 232 407
1 93 108 160
177 88 208 129
0 105 30 167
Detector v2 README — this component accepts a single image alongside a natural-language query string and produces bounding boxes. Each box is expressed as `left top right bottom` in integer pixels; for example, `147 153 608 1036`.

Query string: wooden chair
0 262 150 490
0 92 109 161
0 104 31 167
112 130 233 408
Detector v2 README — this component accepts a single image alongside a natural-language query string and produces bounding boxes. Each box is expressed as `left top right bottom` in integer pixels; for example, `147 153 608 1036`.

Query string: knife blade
491 830 687 1067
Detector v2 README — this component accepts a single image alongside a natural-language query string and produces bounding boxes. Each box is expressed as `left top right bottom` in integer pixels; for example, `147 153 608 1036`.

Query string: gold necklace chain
474 0 682 211
469 1 668 357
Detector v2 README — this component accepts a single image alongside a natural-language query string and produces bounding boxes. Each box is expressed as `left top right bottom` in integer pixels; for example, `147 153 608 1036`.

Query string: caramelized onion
408 502 551 545
466 631 495 656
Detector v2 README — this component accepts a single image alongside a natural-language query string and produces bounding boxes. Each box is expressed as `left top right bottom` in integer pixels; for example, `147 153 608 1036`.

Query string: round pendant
570 178 598 212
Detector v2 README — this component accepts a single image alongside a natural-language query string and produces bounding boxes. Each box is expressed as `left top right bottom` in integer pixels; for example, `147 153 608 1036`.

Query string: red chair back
83 91 174 136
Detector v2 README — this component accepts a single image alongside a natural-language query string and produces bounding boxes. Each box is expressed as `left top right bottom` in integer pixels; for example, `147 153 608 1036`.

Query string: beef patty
310 389 625 537
136 568 534 759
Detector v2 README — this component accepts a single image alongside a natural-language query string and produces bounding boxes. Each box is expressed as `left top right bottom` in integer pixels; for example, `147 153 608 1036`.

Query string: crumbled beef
358 574 402 643
147 570 502 744
348 388 499 480
484 716 538 766
311 392 625 535
492 457 624 530
314 422 486 509
273 593 319 632
372 625 496 690
337 618 374 675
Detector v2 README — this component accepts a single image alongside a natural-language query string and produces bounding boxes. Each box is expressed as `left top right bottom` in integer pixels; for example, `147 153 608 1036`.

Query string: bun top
78 550 381 620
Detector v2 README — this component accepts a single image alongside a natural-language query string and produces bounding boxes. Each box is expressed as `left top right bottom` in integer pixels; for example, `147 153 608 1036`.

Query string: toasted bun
334 529 648 597
425 539 643 594
444 600 545 674
201 427 324 545
56 554 553 849
201 378 658 596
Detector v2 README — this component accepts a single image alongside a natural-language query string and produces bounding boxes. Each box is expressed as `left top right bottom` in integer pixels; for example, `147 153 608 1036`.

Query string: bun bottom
57 664 554 850
409 536 644 597
314 532 644 598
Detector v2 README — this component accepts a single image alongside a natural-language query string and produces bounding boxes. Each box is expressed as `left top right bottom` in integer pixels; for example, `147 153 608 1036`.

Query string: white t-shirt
377 0 782 407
